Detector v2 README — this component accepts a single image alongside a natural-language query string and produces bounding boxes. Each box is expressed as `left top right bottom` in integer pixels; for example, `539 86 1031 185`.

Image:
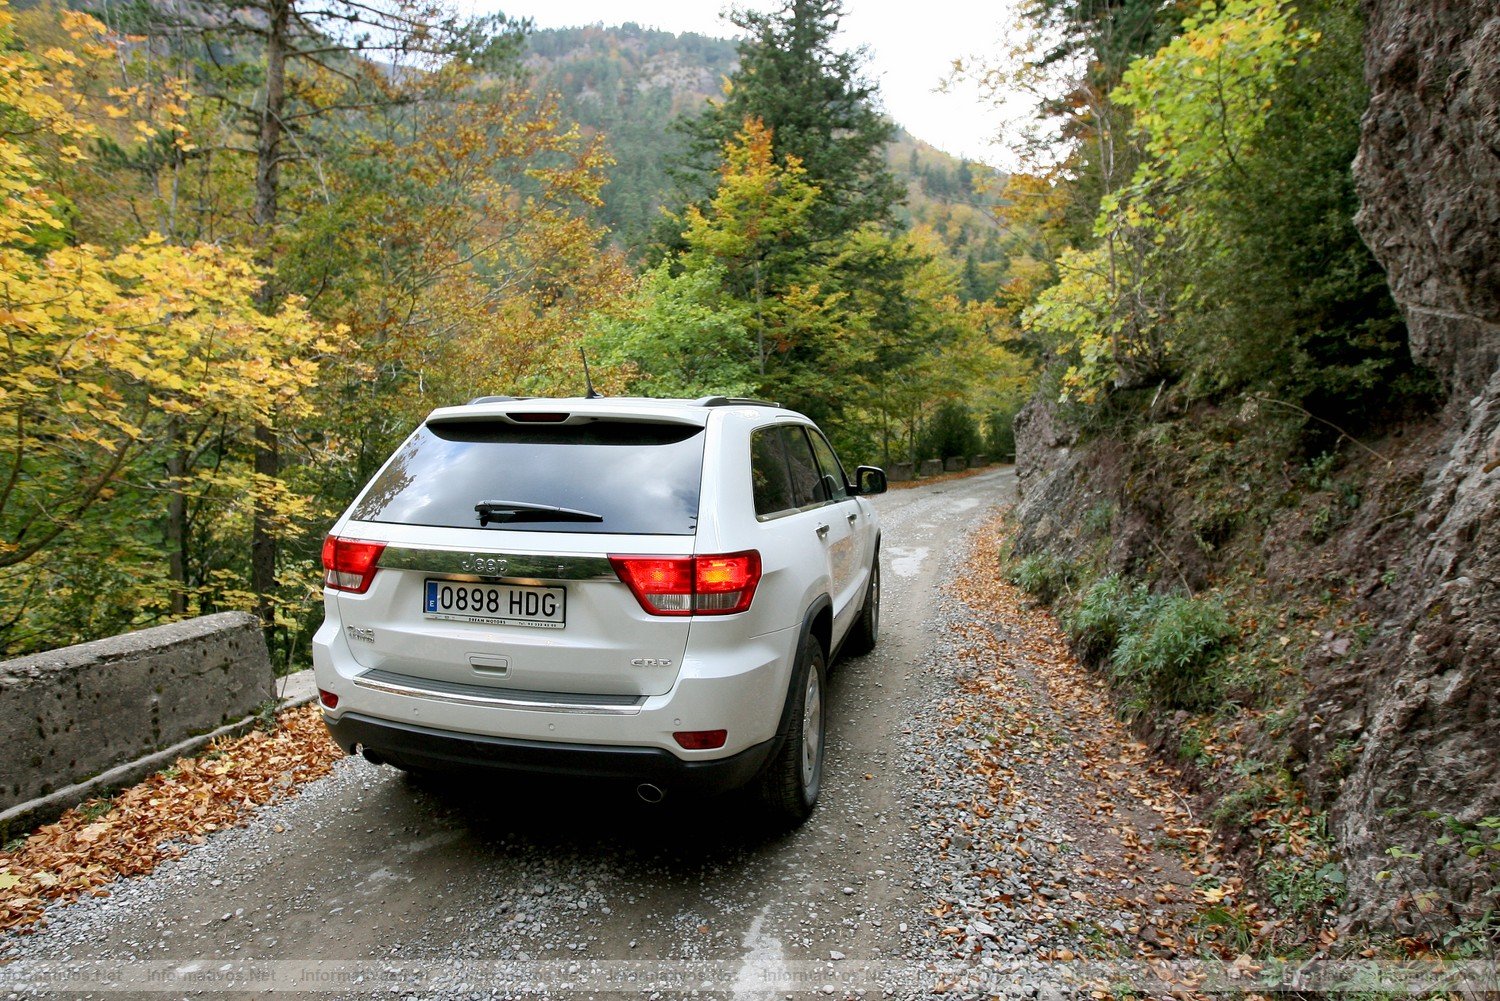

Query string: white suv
312 396 885 822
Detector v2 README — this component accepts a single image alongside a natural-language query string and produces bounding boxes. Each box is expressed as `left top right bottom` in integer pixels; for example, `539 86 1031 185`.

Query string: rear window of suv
350 419 706 535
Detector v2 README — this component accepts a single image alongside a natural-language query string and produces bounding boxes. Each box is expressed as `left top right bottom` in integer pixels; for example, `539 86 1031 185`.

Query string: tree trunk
166 419 189 618
250 0 289 634
880 386 890 468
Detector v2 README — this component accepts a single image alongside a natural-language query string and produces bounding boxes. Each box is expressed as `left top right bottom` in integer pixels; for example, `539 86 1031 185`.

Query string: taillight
694 553 761 611
609 551 761 616
321 535 386 594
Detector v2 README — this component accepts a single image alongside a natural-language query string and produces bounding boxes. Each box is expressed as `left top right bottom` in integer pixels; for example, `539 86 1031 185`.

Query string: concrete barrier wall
970 455 989 468
889 462 914 482
919 459 944 477
943 456 968 472
0 612 272 816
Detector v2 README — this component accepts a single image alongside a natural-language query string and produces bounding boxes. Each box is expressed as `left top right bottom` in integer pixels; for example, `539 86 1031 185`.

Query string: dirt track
2 468 1235 999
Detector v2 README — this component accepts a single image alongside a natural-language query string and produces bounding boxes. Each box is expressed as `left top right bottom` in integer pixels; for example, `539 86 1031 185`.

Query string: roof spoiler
693 396 781 408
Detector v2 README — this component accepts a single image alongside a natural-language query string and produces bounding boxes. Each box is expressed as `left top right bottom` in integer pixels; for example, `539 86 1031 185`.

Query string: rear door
802 427 863 640
331 415 704 699
748 423 857 635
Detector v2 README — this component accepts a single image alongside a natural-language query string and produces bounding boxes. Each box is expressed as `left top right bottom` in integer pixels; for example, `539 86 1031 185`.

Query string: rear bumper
312 614 798 759
326 711 775 792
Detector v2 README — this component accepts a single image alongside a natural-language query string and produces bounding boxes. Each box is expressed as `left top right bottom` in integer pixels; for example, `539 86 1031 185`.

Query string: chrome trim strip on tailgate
353 669 646 716
377 547 616 582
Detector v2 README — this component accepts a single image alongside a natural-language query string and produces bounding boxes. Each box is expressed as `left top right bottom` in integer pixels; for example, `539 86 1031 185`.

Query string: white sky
468 1 1021 166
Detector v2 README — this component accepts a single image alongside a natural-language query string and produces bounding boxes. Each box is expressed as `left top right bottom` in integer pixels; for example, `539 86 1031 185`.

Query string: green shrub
1082 501 1115 536
1062 574 1135 662
1007 552 1077 605
1109 592 1236 712
1262 857 1346 921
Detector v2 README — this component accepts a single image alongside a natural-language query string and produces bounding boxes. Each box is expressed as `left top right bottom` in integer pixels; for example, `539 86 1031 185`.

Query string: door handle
815 524 830 539
847 512 858 524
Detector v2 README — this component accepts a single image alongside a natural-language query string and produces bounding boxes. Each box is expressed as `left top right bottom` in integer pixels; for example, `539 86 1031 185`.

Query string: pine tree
675 0 904 242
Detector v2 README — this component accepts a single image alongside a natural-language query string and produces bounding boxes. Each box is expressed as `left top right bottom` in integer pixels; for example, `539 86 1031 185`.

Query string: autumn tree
273 60 632 506
0 3 340 652
1023 0 1417 425
596 119 1030 463
95 0 526 627
648 1 945 434
594 120 840 411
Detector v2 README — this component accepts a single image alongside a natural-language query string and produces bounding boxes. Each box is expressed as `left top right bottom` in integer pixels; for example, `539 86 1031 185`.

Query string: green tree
674 0 903 244
920 401 981 461
1044 0 1424 426
586 263 758 399
658 1 929 432
1161 0 1423 425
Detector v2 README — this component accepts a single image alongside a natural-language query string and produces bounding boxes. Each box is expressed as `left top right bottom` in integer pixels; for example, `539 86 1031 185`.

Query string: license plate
423 580 566 629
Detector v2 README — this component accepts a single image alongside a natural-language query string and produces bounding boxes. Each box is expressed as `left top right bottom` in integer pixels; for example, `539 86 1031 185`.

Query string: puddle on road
886 546 930 580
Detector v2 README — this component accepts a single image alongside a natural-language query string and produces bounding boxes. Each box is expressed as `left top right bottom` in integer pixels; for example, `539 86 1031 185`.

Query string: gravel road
6 468 1207 999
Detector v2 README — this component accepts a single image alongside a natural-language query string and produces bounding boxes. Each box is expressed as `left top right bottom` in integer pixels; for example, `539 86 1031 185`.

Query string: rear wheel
758 635 827 824
843 556 880 656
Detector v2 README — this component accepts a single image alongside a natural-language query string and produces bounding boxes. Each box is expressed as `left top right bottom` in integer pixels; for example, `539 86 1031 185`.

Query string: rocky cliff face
1353 0 1500 399
1328 0 1500 931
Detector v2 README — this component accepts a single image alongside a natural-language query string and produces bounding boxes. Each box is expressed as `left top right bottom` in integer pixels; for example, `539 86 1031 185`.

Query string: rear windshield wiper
475 500 604 526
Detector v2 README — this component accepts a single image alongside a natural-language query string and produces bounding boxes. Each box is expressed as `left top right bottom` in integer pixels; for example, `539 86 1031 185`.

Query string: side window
807 430 849 502
750 427 796 517
783 426 825 507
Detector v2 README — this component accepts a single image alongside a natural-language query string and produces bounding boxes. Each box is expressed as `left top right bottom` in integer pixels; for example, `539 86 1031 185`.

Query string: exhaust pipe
636 783 665 804
362 747 388 767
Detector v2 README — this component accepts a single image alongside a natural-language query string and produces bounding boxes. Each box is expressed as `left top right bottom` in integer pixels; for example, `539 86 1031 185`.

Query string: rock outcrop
1327 0 1500 930
1353 0 1500 399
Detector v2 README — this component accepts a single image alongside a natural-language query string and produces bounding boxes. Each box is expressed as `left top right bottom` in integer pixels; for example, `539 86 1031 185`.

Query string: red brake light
609 551 761 616
609 557 695 614
321 535 386 594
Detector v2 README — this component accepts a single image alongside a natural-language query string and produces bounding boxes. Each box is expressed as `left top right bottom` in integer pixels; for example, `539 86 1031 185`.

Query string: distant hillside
886 129 1010 302
524 24 737 253
524 22 1008 295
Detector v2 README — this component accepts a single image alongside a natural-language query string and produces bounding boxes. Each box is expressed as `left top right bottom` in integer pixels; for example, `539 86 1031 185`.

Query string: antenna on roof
580 348 602 399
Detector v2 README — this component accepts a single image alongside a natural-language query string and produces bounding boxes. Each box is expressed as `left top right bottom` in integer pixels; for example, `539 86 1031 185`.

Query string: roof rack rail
693 396 782 408
467 395 523 405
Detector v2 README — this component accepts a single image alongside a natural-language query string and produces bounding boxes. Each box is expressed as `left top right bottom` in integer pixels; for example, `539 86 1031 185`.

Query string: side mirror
854 466 887 496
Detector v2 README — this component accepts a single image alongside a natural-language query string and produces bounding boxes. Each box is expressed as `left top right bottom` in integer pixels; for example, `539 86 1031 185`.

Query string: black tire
843 555 880 657
757 634 827 825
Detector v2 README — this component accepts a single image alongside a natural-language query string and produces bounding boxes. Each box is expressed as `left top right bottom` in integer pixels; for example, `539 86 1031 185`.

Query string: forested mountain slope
523 22 1006 291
